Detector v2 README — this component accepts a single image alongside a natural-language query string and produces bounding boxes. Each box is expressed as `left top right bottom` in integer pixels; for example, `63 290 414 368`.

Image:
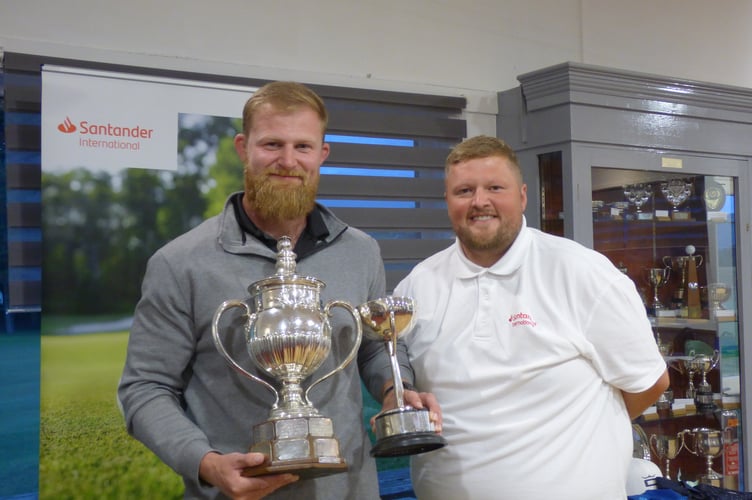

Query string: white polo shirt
394 218 666 500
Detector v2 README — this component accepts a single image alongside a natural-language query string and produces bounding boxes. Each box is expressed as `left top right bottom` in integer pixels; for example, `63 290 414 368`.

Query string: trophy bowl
212 236 362 479
708 283 731 311
358 296 447 457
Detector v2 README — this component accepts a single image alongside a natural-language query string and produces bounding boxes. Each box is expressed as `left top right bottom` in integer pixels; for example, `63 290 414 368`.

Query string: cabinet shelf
650 317 721 332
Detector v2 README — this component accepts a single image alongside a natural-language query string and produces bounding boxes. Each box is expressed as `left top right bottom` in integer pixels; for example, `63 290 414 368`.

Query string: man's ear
233 134 247 161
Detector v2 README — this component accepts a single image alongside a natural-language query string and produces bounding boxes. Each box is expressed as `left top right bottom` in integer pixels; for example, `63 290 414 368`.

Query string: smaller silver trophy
679 357 700 399
649 432 683 479
691 350 720 412
358 296 447 457
624 183 653 220
212 237 362 478
681 427 724 486
644 267 671 314
708 283 732 320
660 178 693 220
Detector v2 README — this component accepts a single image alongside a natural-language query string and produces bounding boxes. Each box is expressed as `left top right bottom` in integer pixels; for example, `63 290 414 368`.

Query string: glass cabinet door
591 167 742 488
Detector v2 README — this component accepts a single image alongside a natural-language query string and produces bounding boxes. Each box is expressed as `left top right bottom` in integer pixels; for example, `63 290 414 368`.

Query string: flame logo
57 117 77 133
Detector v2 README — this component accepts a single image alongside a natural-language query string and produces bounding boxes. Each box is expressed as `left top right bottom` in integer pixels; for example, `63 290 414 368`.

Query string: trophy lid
248 236 325 295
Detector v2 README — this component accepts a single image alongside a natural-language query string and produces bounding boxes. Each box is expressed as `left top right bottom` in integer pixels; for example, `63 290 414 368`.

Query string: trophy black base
242 460 348 479
370 432 447 458
695 390 716 413
370 407 447 457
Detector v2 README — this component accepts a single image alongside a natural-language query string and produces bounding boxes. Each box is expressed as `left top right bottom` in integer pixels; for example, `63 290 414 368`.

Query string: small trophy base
671 211 692 221
370 407 447 458
694 389 716 413
244 415 348 479
371 431 447 458
698 473 723 487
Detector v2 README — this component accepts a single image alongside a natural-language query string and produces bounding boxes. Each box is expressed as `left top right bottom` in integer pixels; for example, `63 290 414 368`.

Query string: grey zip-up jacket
118 194 406 499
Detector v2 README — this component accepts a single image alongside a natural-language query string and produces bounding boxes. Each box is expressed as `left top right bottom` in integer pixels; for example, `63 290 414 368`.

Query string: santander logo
55 115 154 152
58 116 77 133
508 312 537 327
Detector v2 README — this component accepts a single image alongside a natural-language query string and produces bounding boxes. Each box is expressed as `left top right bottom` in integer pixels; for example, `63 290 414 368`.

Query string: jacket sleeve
116 251 214 483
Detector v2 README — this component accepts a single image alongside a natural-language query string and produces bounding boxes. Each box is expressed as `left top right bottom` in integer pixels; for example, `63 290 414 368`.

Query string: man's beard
453 216 521 254
244 169 319 220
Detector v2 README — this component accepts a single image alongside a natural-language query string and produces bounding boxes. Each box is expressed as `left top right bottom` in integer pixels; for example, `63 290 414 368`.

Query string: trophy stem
386 311 407 408
652 285 662 311
273 379 319 419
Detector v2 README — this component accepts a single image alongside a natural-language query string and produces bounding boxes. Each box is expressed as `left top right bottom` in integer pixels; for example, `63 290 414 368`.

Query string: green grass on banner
40 332 183 500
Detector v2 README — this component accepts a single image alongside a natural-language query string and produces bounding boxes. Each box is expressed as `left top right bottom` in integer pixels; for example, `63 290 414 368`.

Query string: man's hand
373 384 443 433
199 451 298 500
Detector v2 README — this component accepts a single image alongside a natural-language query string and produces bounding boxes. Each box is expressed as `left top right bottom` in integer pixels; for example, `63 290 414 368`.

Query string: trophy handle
305 300 363 404
211 299 279 407
662 256 673 268
679 429 698 456
649 433 659 457
695 255 704 268
711 349 720 369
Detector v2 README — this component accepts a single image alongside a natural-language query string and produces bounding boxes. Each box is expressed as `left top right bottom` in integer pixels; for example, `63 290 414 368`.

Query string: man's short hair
241 81 328 138
445 135 522 182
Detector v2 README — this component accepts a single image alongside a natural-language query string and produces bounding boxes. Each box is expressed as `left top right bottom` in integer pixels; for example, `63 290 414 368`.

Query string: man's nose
472 188 491 206
278 145 297 168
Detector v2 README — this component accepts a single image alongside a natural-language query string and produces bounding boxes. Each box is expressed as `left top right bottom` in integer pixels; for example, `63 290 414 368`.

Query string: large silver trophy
212 237 362 478
357 296 447 457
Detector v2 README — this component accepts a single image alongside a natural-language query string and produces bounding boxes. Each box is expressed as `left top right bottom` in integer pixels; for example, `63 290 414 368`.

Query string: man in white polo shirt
394 135 669 500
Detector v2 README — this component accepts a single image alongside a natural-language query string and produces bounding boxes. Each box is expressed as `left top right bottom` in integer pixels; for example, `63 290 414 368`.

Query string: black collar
230 192 330 258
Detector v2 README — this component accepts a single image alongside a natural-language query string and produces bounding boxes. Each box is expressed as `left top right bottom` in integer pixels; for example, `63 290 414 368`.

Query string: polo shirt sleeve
581 273 667 394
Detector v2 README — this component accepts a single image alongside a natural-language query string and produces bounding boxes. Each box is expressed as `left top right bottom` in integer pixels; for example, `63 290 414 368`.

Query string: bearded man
118 81 440 500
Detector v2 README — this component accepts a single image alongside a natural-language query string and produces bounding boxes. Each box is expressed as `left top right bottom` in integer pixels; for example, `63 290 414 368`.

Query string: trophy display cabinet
499 62 752 489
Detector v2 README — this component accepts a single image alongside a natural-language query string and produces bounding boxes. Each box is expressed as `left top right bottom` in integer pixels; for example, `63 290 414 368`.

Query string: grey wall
2 0 752 136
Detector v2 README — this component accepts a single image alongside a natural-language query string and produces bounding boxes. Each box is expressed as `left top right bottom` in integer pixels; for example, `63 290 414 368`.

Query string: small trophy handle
679 429 697 456
711 349 720 369
211 299 279 408
648 433 659 456
305 300 363 404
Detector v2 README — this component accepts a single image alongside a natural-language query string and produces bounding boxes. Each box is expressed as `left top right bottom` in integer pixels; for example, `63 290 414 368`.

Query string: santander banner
42 65 255 173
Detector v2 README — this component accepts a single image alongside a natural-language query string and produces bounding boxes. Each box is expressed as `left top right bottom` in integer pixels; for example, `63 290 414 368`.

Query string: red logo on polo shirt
509 312 536 327
58 117 77 133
